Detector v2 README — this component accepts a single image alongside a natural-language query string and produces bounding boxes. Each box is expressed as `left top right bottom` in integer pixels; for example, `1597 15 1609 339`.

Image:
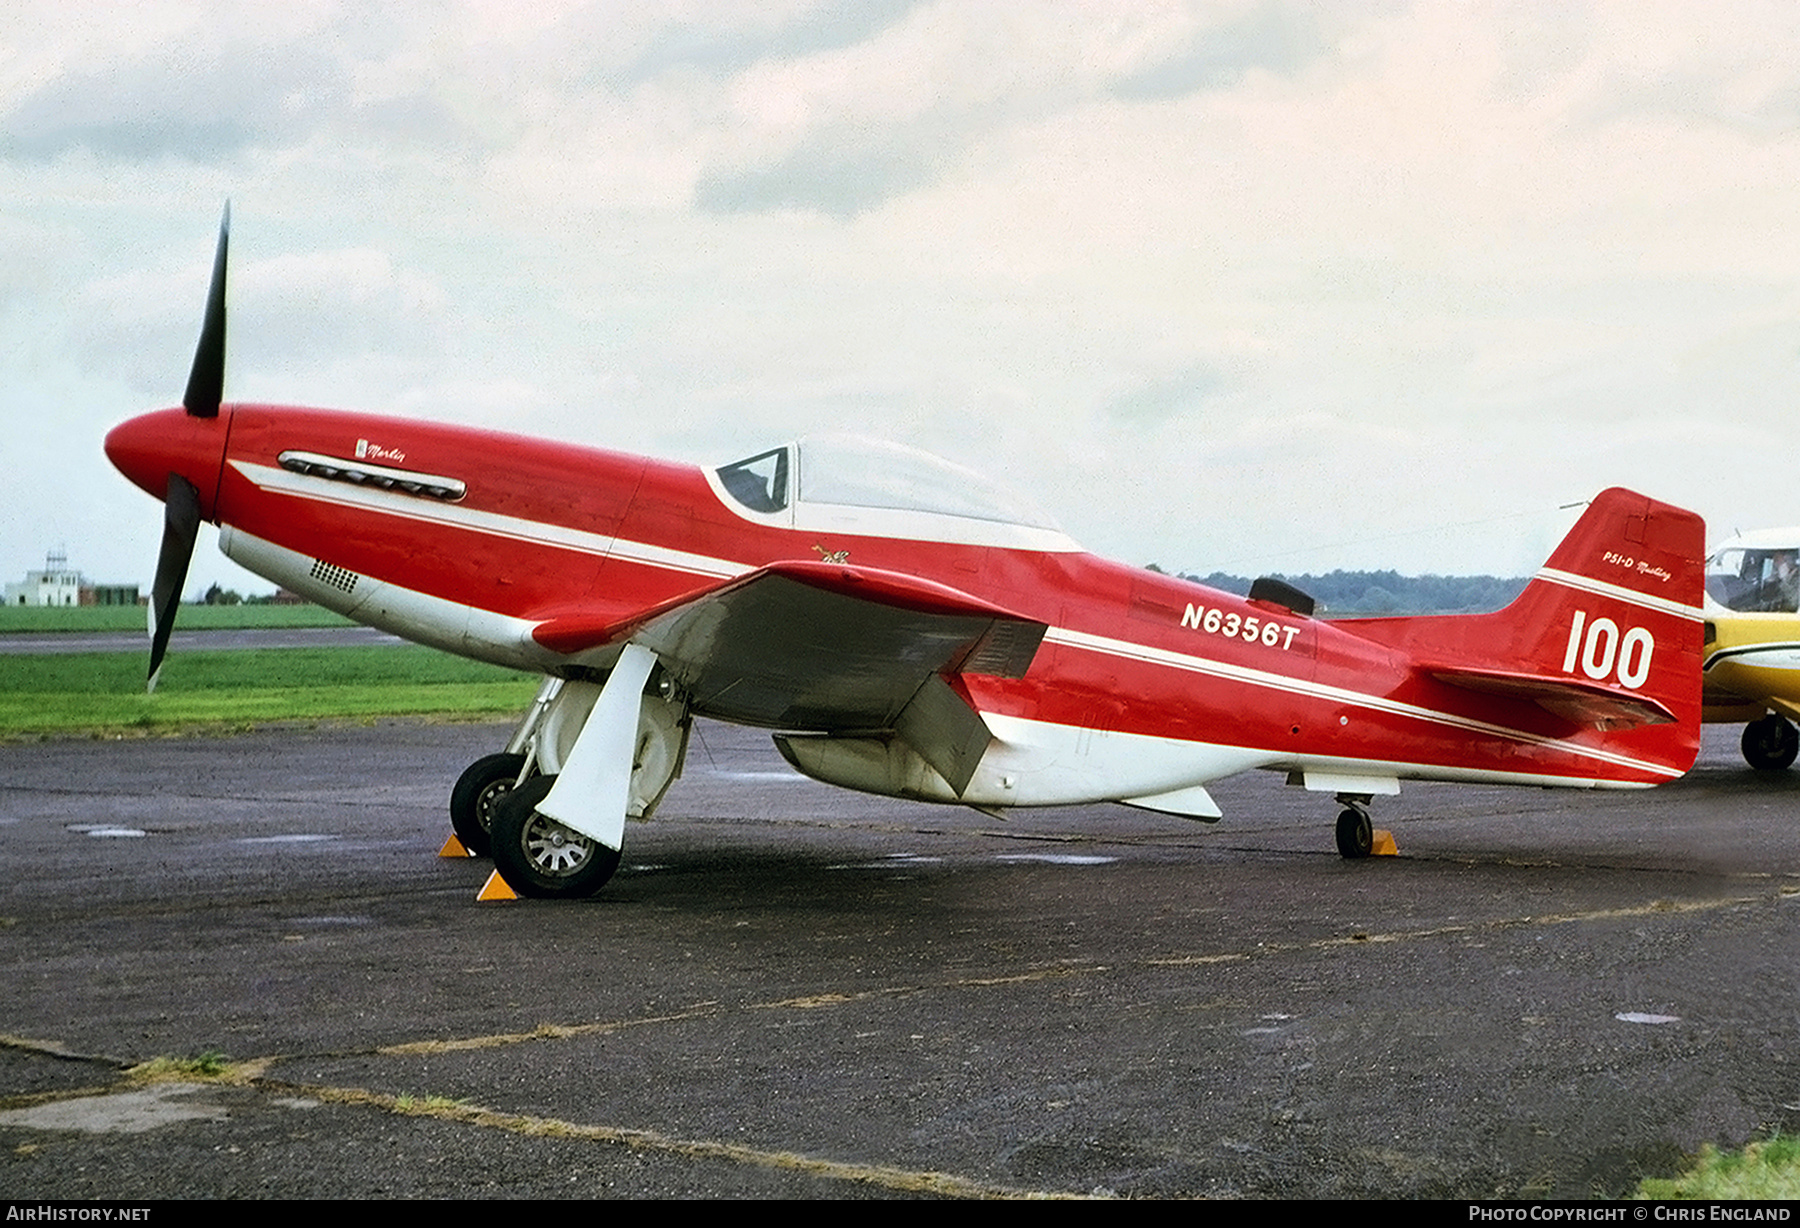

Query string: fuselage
1698 531 1800 724
105 403 1702 808
1700 609 1800 723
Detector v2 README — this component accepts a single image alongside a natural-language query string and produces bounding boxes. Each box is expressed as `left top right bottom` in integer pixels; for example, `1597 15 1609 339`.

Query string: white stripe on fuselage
1533 567 1704 620
230 460 748 581
228 462 1685 780
1042 627 1684 780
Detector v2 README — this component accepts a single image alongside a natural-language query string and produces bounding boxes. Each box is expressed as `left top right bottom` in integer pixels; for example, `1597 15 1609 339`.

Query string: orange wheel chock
477 870 519 901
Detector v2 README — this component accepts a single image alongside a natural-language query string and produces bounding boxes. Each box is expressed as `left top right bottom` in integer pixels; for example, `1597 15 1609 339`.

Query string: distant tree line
1143 565 1527 616
200 584 289 606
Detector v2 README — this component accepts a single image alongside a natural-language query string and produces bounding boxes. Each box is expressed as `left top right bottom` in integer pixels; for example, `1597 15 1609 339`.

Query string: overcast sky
7 1 1800 600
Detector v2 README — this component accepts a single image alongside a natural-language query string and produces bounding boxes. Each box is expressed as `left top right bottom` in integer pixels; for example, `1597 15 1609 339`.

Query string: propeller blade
182 202 230 419
147 473 201 692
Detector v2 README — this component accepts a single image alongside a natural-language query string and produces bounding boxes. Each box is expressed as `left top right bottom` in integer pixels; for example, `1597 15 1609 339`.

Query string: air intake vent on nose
278 450 466 501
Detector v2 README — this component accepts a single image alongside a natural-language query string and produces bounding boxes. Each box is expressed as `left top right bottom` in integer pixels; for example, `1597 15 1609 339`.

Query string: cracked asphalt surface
1 720 1796 1198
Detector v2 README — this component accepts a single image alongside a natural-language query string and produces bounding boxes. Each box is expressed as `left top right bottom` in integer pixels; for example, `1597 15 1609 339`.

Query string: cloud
619 0 922 83
0 7 485 167
71 241 450 405
694 120 954 218
1111 0 1335 100
687 4 1233 218
1105 363 1229 426
16 1 1800 590
3 40 352 164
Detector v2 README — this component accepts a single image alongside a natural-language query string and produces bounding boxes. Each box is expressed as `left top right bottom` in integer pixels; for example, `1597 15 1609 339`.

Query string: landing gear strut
473 649 690 899
1742 714 1799 772
1334 795 1373 860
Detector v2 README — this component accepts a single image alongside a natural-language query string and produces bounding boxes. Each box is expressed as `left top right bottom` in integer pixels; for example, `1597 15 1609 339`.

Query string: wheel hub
523 812 593 875
476 780 513 832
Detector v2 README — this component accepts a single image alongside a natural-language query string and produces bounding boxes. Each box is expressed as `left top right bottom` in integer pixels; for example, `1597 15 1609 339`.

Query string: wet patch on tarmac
0 1082 230 1134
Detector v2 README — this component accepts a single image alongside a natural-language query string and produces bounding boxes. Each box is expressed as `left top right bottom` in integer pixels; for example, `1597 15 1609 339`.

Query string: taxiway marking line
366 968 1103 1058
254 1079 1092 1199
2 1061 1089 1200
1145 893 1771 966
373 1006 723 1056
382 895 1780 1037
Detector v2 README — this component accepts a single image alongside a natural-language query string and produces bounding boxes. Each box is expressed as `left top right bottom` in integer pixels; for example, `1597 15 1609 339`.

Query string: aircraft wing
530 560 1048 794
1426 664 1678 730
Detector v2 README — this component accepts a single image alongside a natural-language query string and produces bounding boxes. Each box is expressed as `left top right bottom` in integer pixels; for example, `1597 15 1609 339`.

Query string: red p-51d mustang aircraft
106 214 1707 898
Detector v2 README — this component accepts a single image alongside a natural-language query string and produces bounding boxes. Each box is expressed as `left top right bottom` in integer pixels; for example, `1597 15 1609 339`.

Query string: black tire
489 775 622 899
448 752 528 858
1335 807 1373 860
1742 716 1800 772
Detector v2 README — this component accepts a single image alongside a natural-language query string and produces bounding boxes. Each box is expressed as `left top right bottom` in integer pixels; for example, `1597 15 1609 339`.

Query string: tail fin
1346 488 1706 780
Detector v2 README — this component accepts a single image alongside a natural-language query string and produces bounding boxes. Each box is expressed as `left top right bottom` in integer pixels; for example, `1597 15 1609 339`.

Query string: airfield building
5 550 139 607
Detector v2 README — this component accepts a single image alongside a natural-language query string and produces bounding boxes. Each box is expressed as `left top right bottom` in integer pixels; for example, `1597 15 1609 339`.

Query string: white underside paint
219 526 553 672
968 713 1276 806
968 712 1648 809
1118 783 1223 821
780 709 1650 814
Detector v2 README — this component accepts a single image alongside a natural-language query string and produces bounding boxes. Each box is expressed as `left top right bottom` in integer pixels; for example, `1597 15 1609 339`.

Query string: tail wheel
448 752 528 858
1335 807 1373 859
489 775 622 899
1742 716 1799 772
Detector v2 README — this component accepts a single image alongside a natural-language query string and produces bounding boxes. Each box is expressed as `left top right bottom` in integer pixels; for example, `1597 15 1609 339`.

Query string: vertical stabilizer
1340 489 1706 781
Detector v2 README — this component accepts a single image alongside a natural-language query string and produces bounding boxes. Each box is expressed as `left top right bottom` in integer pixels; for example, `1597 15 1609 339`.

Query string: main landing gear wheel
1335 806 1373 860
448 752 529 858
1742 715 1800 772
489 775 622 899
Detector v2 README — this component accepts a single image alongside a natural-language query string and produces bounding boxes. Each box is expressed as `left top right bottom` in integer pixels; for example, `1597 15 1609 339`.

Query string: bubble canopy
709 434 1079 552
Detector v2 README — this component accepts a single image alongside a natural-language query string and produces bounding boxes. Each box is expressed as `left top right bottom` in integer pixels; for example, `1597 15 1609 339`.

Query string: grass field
1635 1136 1800 1198
0 645 538 738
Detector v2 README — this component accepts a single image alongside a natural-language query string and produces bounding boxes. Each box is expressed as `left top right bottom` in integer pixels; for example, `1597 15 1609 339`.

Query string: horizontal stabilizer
1428 664 1677 729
